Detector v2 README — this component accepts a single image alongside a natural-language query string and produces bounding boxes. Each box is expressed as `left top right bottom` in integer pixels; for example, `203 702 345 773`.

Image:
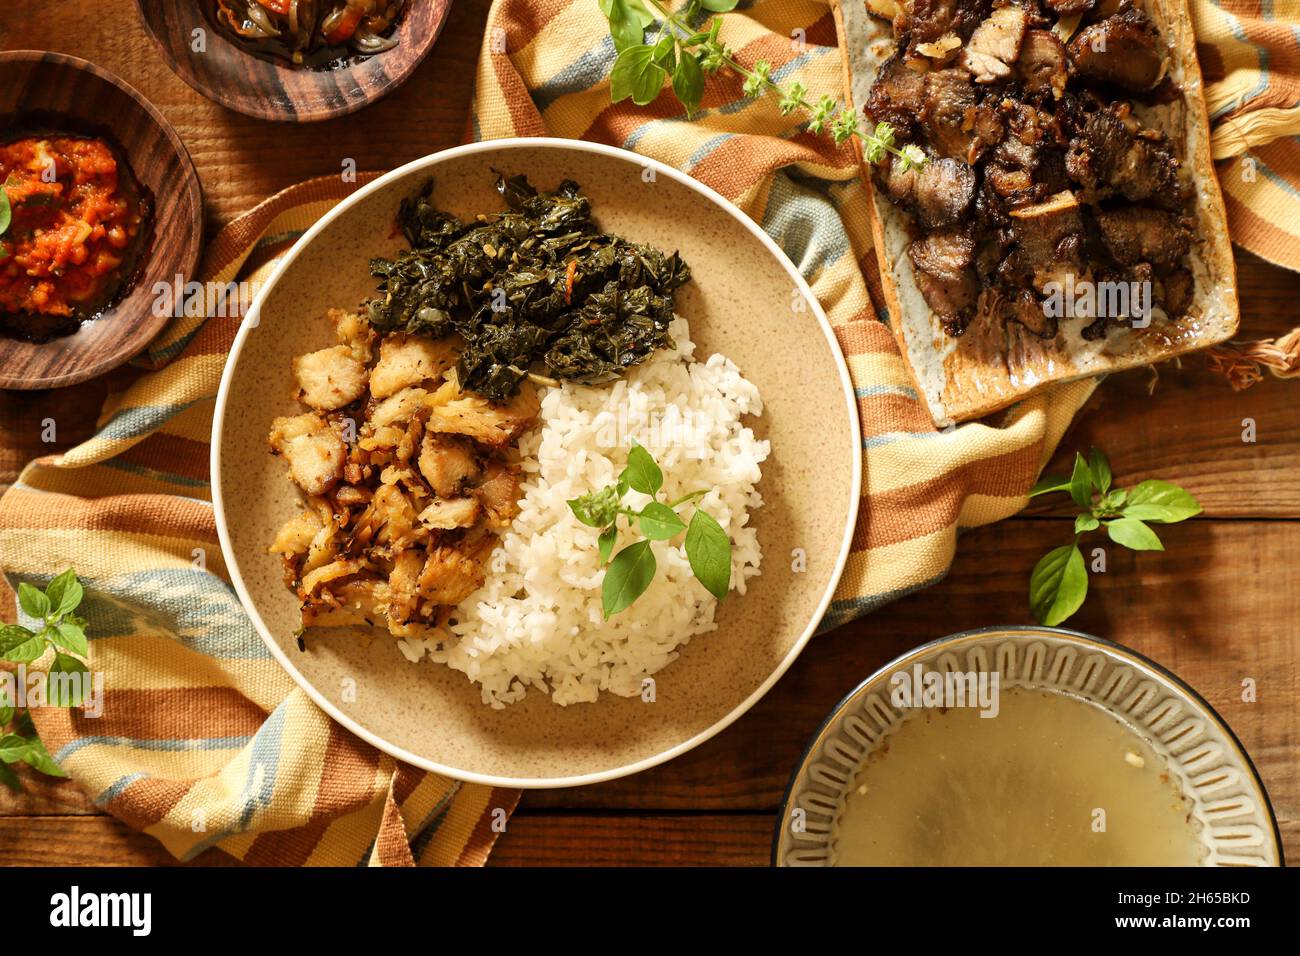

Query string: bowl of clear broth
774 626 1282 867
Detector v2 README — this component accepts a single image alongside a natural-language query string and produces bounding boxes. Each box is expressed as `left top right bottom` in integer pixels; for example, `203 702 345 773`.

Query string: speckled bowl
212 139 861 788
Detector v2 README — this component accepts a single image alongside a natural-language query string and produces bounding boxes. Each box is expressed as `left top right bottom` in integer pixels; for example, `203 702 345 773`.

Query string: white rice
396 318 769 707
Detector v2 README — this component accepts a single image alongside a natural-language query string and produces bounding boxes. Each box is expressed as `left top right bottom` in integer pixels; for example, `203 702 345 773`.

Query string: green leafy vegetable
602 540 658 617
1025 449 1199 626
0 568 90 790
568 443 733 617
684 509 731 599
365 175 691 401
1029 544 1087 627
0 186 10 237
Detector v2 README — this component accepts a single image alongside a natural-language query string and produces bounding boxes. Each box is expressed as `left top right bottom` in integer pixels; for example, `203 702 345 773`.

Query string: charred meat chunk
909 229 979 332
905 0 990 49
1065 106 1187 209
1017 29 1069 100
1070 9 1165 93
915 157 978 228
1162 266 1194 317
921 69 978 161
960 5 1029 84
865 55 928 137
1096 206 1193 268
1009 190 1086 291
1044 0 1096 14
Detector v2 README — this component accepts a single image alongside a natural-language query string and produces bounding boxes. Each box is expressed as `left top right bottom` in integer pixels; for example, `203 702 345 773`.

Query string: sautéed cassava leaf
364 175 693 401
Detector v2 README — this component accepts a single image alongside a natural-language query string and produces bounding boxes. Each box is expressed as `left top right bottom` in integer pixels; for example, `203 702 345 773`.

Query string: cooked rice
396 318 769 707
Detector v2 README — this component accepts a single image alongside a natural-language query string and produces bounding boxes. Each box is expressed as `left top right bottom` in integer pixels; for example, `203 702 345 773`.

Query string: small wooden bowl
0 51 204 391
135 1 453 122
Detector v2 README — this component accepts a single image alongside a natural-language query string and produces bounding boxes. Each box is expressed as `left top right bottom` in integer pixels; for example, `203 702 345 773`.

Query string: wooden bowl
135 0 453 122
212 139 863 787
0 51 203 391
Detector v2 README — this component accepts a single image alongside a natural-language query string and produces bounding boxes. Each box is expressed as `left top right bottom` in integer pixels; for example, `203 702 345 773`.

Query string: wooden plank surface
0 0 1296 867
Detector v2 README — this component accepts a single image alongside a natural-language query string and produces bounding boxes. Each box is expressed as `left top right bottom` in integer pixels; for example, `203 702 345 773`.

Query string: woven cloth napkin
1 0 1296 866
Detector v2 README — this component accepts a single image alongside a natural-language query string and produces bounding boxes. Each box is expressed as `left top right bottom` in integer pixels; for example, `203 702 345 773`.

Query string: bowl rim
210 136 864 789
0 49 204 390
770 624 1285 866
133 0 453 123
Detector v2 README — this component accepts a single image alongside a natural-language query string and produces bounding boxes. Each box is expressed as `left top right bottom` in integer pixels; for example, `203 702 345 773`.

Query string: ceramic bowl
774 626 1282 866
212 138 862 787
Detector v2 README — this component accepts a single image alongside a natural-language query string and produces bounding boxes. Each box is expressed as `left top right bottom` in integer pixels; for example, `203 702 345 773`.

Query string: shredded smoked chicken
268 308 538 643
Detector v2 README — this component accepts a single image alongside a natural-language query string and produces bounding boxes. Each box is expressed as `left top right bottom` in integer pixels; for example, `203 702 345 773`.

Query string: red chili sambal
0 136 152 341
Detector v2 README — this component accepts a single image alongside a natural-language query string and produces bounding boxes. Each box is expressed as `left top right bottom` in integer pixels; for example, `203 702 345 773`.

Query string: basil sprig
568 441 732 617
1027 449 1201 626
0 568 91 791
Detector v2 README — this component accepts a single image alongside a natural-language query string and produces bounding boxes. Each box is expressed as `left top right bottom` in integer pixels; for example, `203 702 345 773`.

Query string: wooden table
1 0 1295 867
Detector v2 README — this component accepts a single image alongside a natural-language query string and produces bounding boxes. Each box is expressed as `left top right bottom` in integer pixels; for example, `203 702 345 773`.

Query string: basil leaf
0 625 44 663
620 441 663 496
672 50 705 115
0 186 10 236
598 526 618 566
0 760 19 793
610 45 668 106
638 502 686 541
1121 480 1201 524
1075 513 1100 534
1027 474 1071 498
700 0 739 10
599 0 654 28
51 620 88 657
685 509 731 600
1106 518 1163 551
568 484 622 528
18 735 64 778
48 653 89 707
0 700 12 727
1089 448 1112 495
17 582 50 620
44 568 83 620
1029 543 1087 626
1068 453 1093 510
605 0 647 51
602 540 657 618
0 734 30 764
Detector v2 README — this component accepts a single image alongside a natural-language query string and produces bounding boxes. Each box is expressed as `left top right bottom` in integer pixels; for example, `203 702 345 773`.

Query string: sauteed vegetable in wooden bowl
135 0 453 121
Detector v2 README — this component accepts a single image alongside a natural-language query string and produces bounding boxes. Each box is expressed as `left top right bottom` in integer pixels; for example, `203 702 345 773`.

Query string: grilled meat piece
905 0 990 48
1070 9 1165 92
922 69 978 161
960 5 1029 83
1162 266 1194 317
1043 0 1095 14
1096 206 1193 267
1010 191 1085 272
915 157 978 228
1065 106 1187 209
909 229 979 332
1005 289 1059 338
1017 29 1069 100
866 55 928 136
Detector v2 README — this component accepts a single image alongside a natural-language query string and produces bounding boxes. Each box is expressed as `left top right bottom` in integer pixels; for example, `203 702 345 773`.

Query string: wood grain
0 50 204 389
0 0 1297 868
135 0 453 123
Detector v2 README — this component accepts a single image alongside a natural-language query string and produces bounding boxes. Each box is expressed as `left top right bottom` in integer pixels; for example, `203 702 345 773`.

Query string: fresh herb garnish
599 0 926 165
0 186 11 237
1027 449 1201 626
568 441 732 617
365 175 692 402
0 568 92 791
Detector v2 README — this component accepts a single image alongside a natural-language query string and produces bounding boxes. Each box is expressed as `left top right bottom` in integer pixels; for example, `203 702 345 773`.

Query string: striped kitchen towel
471 0 1300 619
0 176 518 866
